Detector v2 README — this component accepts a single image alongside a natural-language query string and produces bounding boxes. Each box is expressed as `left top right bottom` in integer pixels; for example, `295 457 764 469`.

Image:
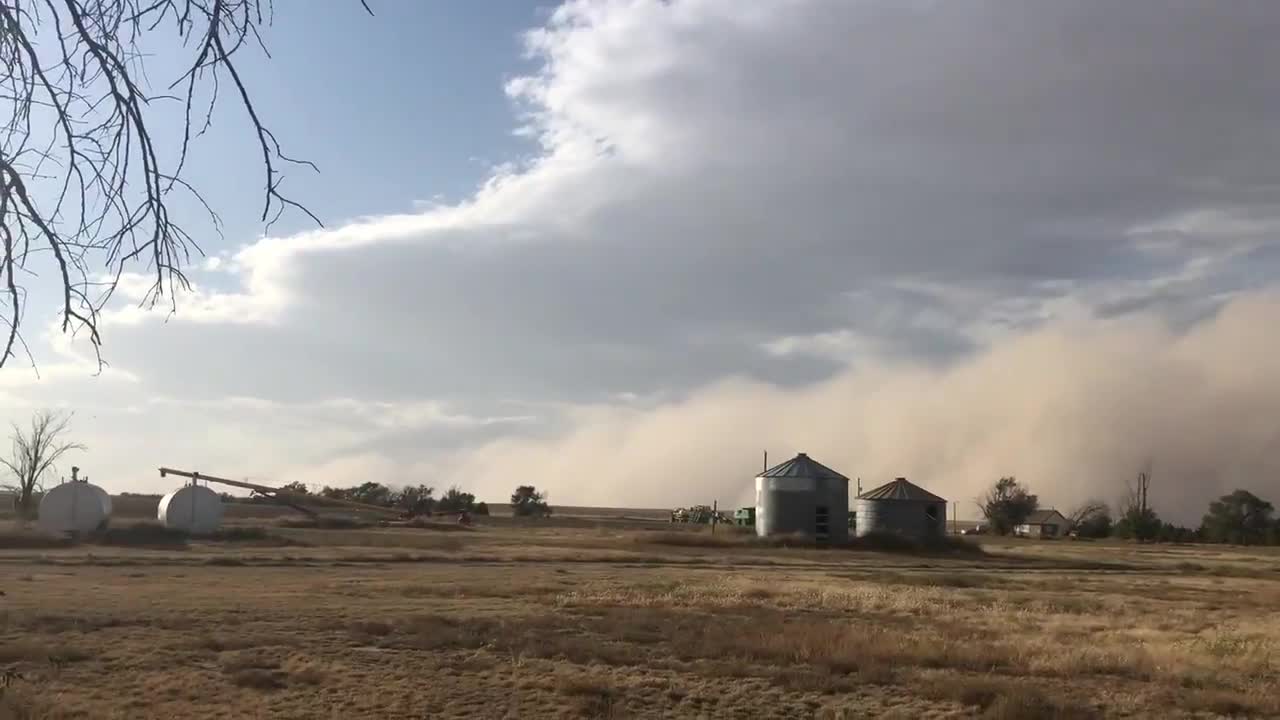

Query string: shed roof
1022 509 1067 525
858 477 946 502
758 453 849 481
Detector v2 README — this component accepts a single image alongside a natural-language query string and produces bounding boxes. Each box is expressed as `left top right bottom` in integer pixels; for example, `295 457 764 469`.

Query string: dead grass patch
980 687 1098 720
200 526 304 546
403 518 475 532
275 516 371 530
633 529 983 555
1173 682 1280 718
188 632 297 652
556 675 621 718
0 530 73 550
226 668 288 691
0 639 91 666
97 523 189 548
0 686 67 720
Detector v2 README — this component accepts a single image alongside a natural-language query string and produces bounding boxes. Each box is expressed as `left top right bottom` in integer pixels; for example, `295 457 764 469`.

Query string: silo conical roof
857 477 945 502
758 453 849 481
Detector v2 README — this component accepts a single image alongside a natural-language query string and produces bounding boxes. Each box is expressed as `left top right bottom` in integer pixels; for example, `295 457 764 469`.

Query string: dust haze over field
448 291 1280 521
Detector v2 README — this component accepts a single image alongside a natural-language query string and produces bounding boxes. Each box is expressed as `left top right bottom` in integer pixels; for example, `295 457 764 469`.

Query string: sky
4 1 1280 522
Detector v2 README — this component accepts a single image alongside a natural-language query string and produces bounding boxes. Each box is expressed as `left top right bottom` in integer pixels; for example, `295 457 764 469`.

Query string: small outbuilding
754 453 849 544
853 477 946 539
1015 509 1069 538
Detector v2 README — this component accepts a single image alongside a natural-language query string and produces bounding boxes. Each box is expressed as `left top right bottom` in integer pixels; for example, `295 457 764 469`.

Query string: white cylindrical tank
91 484 113 517
158 485 224 534
37 482 111 536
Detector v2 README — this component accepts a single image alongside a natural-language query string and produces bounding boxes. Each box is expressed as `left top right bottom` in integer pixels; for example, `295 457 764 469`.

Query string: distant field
0 517 1276 719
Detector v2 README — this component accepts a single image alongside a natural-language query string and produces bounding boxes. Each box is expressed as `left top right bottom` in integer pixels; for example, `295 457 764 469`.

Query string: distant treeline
123 482 553 518
982 476 1280 545
276 481 552 518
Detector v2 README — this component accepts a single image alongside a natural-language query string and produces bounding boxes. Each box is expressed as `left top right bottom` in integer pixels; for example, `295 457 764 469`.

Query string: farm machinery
669 505 732 524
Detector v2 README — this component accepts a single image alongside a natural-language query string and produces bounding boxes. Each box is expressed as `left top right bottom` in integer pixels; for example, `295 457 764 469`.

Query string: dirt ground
0 519 1277 719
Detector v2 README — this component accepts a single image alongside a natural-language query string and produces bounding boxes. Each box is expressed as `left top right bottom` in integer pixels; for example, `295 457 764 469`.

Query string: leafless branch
1066 499 1108 529
0 0 368 370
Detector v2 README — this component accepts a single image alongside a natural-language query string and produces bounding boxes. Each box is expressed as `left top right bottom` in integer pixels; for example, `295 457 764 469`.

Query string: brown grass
0 521 1275 718
634 528 983 555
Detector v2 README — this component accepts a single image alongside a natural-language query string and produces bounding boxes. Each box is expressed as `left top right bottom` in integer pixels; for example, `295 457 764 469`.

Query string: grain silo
853 477 946 539
37 481 111 536
755 453 849 543
158 485 224 534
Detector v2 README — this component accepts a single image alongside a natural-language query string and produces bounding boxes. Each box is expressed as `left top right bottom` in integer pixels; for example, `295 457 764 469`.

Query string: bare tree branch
0 0 369 370
1066 499 1108 530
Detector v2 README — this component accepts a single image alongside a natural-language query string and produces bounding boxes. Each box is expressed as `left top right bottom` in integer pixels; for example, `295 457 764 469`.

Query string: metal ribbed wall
853 498 946 538
755 475 849 542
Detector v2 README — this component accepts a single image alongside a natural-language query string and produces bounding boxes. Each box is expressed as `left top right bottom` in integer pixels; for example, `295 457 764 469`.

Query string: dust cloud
447 292 1280 523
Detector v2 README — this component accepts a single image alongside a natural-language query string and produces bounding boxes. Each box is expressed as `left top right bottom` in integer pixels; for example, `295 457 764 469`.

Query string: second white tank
157 485 224 534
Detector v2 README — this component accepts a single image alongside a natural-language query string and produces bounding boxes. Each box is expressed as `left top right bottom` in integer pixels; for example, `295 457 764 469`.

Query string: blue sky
4 1 1280 521
172 2 546 252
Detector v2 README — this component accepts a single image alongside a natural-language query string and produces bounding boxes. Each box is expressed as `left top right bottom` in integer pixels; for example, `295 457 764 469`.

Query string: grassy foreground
0 520 1277 719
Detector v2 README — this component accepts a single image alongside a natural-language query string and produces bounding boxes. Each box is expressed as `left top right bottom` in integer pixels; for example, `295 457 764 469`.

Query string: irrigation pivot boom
158 467 402 519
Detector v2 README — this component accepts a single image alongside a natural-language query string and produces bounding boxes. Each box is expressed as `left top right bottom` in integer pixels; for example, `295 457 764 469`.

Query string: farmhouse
1016 509 1069 538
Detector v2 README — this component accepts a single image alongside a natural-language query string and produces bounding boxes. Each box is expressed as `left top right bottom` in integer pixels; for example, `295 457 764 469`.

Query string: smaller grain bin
158 485 224 534
755 453 849 543
853 477 946 539
37 481 111 536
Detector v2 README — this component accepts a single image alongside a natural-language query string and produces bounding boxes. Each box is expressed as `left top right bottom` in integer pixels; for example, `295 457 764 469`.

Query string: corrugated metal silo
854 477 946 538
755 453 849 543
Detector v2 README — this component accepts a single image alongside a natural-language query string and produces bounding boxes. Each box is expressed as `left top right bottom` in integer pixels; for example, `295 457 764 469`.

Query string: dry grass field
0 515 1278 719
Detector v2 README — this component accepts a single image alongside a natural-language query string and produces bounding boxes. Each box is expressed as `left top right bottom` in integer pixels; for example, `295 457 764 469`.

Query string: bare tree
1066 499 1108 530
0 409 83 519
1 0 371 369
1116 463 1160 541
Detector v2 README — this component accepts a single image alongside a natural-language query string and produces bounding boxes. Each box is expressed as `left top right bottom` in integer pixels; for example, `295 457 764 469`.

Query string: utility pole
1138 465 1151 514
763 450 767 473
712 499 718 535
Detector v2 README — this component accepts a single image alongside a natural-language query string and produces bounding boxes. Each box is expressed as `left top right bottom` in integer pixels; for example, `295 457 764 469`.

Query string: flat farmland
0 521 1277 719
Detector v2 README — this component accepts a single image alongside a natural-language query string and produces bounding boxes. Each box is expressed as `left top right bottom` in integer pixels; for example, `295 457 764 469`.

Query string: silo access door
815 506 830 543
